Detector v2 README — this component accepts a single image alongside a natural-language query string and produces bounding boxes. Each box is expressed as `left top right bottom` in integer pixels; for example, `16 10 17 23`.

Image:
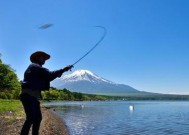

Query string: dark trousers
20 93 42 135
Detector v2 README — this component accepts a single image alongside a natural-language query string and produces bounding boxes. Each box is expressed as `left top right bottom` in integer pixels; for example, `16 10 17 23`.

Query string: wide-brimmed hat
30 51 50 62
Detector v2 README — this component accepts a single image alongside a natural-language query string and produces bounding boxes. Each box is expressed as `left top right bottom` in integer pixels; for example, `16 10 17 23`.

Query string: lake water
44 101 189 135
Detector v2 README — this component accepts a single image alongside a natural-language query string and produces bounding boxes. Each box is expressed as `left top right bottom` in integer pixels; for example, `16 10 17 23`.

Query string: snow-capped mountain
62 70 114 84
51 69 140 96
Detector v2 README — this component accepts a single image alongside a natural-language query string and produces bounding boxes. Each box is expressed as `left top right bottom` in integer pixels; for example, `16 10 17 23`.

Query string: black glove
62 65 74 72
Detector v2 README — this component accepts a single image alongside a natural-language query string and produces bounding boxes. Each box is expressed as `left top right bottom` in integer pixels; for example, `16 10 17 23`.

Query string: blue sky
1 0 189 94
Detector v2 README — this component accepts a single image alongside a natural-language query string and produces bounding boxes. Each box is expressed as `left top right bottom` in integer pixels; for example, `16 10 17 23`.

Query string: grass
0 99 25 120
0 100 22 112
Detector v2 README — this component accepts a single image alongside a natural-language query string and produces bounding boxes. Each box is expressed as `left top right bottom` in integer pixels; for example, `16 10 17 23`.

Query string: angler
20 51 73 135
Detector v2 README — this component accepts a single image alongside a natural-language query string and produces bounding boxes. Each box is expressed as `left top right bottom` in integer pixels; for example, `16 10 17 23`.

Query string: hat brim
30 51 50 62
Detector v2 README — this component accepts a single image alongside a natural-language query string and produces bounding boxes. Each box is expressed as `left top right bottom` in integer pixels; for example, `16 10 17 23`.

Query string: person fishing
20 51 73 135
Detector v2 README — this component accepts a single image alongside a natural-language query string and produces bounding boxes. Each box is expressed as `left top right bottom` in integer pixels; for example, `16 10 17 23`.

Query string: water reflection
45 101 189 135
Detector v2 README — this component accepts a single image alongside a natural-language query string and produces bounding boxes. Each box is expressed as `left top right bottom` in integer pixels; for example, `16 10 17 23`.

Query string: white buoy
129 105 134 111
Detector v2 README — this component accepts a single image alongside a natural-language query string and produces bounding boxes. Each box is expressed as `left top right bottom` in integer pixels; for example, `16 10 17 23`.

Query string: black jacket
22 63 63 91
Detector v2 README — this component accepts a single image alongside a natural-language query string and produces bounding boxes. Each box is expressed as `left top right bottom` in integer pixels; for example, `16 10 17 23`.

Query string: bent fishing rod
39 24 107 68
72 26 107 66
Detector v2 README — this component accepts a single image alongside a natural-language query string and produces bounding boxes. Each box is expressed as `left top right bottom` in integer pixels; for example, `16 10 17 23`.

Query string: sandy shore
0 109 69 135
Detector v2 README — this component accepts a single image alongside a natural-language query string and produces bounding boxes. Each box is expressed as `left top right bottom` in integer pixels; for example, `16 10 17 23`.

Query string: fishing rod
72 26 107 66
38 24 107 68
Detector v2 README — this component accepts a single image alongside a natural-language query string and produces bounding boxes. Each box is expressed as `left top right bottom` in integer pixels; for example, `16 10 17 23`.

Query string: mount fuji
51 70 147 96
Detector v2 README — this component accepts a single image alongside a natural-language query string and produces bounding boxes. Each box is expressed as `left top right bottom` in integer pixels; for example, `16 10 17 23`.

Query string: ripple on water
47 101 189 135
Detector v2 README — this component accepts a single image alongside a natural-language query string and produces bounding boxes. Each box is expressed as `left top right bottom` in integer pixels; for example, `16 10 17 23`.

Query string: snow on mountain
51 69 140 96
62 70 114 84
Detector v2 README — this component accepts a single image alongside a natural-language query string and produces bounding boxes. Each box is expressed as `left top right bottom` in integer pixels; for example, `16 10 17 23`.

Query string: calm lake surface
44 101 189 135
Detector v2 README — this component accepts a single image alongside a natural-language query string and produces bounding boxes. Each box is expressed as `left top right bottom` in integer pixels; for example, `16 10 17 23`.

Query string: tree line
42 87 111 101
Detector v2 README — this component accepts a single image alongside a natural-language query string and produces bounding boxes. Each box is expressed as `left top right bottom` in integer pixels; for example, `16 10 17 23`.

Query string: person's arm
40 65 73 81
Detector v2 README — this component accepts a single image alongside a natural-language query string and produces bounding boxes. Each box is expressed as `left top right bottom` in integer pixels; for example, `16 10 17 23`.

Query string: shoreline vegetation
2 86 189 101
42 88 189 101
0 100 69 135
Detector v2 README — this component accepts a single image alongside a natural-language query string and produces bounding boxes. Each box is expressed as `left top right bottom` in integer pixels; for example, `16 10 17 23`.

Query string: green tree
94 95 106 101
0 54 21 99
82 95 91 100
73 92 83 100
0 53 2 64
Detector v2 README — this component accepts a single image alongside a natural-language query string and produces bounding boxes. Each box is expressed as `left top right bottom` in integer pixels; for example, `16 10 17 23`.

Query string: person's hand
62 65 74 72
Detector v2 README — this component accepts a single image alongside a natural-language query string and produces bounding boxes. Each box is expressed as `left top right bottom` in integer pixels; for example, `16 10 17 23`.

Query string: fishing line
72 26 107 66
38 24 107 67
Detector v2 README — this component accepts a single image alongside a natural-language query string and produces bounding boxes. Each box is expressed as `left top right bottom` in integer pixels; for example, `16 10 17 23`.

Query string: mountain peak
72 69 95 76
62 69 114 84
